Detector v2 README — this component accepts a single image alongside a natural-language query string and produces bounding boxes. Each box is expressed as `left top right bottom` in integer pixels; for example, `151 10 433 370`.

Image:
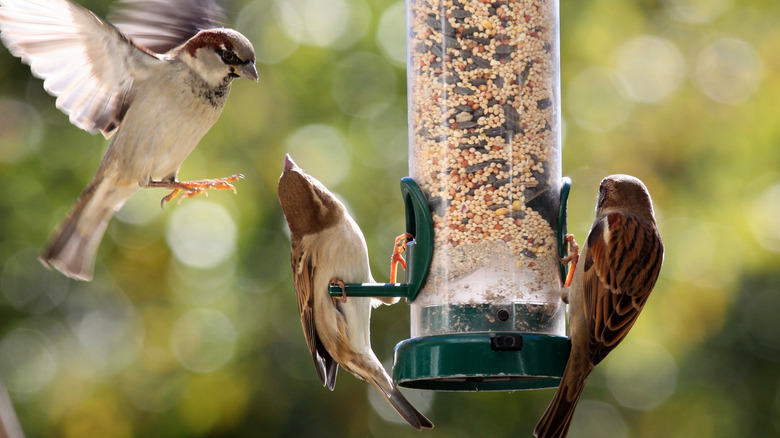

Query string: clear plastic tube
407 0 564 337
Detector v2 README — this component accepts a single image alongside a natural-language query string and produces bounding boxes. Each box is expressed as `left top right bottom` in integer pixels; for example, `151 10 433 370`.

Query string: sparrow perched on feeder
0 0 258 281
534 174 664 438
278 155 433 430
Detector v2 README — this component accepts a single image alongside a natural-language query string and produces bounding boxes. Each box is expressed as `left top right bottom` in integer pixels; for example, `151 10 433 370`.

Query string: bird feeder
330 0 569 391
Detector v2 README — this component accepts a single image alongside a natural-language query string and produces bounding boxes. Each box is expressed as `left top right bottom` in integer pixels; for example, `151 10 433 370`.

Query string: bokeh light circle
170 308 236 373
115 189 164 226
0 328 58 397
695 37 762 105
1 248 69 314
376 2 406 67
236 0 299 65
746 178 780 253
614 36 685 104
664 0 732 23
276 0 369 49
285 124 351 187
331 52 399 117
566 67 632 132
569 400 628 438
0 98 43 163
606 338 678 411
166 201 237 269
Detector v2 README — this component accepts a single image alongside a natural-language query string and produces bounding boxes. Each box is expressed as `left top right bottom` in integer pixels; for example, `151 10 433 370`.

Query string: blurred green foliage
1 0 780 437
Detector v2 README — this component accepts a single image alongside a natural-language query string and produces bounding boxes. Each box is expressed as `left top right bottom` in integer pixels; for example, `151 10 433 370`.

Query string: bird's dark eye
218 49 239 64
214 48 239 64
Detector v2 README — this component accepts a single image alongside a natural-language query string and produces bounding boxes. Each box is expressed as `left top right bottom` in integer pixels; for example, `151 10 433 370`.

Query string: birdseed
407 0 565 336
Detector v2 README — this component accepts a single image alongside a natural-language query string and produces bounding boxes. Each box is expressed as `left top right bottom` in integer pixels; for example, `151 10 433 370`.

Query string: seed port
490 334 524 351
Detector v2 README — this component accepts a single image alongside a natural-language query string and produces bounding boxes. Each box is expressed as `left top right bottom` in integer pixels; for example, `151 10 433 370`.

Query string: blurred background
0 0 779 436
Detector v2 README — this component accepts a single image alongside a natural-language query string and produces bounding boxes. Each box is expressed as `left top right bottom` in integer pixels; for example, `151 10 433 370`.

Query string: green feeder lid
394 333 570 391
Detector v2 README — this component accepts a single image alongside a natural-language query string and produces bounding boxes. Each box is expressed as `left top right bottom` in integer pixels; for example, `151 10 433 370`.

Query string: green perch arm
328 177 434 302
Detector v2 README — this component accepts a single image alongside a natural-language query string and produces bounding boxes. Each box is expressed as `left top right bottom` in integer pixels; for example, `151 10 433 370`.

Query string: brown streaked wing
583 213 663 365
290 239 338 390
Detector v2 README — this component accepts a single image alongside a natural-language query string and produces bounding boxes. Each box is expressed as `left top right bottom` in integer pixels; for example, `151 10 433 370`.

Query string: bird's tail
40 176 137 281
365 364 433 430
534 365 591 438
384 384 433 431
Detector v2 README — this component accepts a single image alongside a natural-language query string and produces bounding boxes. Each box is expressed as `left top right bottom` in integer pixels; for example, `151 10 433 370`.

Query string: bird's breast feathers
103 70 226 182
308 218 370 284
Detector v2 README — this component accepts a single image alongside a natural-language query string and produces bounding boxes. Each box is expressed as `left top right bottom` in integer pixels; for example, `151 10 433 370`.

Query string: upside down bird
278 155 433 430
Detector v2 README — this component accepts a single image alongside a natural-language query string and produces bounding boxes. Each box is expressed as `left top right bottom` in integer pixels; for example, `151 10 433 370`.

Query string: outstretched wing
0 0 160 138
108 0 225 54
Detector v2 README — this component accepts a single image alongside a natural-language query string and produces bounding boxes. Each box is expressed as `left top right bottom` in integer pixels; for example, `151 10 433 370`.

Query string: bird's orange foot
147 174 245 205
390 233 413 284
330 278 347 303
561 234 579 287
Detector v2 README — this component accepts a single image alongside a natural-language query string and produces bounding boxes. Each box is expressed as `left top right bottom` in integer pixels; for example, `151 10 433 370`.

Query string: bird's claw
390 233 413 284
330 278 347 303
561 234 579 288
148 174 245 206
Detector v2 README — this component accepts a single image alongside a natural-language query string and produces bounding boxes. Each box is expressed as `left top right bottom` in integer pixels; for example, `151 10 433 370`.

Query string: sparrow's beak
284 154 298 173
235 62 259 82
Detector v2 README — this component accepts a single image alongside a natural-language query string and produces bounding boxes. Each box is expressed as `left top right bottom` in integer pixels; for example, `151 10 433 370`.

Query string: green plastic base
393 333 570 391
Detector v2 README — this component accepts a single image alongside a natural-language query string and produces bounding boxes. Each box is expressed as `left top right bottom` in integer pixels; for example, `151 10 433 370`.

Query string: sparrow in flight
0 0 258 280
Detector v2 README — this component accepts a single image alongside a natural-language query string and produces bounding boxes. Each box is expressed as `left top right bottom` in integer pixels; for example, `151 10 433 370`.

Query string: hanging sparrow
0 0 258 280
278 155 433 430
534 174 664 438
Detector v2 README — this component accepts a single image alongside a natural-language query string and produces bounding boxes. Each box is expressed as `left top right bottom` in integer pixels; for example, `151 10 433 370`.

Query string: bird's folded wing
291 240 338 390
584 213 663 364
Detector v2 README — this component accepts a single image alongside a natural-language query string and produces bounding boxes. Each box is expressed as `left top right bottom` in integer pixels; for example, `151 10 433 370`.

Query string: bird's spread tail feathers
40 178 136 281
